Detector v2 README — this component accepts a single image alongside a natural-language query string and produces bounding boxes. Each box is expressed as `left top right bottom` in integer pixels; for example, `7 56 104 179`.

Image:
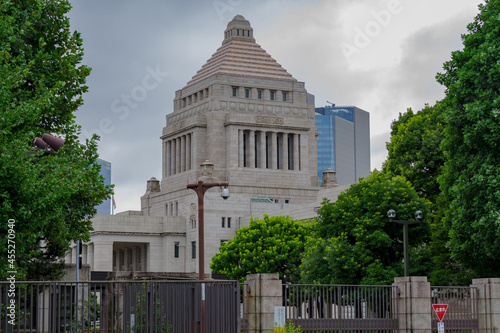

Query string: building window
175 201 179 216
221 217 225 228
165 204 168 216
245 88 249 98
191 218 197 229
174 242 179 258
285 199 290 204
274 199 279 203
120 250 124 266
113 251 116 267
137 247 141 263
232 87 237 97
191 241 196 259
227 217 231 228
220 240 228 246
237 29 240 36
270 90 275 100
128 248 133 264
283 92 287 101
258 90 262 99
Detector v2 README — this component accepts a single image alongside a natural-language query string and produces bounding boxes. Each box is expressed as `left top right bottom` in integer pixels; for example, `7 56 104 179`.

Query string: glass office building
315 106 370 185
96 158 112 215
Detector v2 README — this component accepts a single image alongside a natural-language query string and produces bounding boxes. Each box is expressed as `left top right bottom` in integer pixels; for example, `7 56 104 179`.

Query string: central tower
142 15 319 275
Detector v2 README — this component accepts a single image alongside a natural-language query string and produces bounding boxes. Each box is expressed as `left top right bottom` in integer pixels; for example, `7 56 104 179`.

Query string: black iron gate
282 284 400 332
1 280 240 333
431 286 479 332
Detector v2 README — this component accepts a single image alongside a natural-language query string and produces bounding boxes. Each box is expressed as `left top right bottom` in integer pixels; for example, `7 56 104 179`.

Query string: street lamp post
387 209 423 276
187 180 229 280
187 167 229 333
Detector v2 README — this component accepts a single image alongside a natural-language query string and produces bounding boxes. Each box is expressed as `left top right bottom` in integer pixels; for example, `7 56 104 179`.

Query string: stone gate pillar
471 278 500 333
393 276 432 333
246 274 282 333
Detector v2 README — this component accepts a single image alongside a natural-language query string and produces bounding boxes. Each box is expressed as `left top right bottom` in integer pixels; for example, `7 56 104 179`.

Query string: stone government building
66 15 367 278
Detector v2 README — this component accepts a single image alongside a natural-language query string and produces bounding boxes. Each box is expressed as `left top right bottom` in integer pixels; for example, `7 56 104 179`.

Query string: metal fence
282 284 399 332
0 280 240 333
430 286 479 333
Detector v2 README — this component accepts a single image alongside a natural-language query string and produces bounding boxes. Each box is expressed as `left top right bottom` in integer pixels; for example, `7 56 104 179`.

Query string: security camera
221 187 230 200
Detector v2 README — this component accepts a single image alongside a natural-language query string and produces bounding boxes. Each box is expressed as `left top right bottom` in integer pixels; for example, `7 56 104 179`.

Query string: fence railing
0 280 240 333
282 284 399 332
430 286 479 332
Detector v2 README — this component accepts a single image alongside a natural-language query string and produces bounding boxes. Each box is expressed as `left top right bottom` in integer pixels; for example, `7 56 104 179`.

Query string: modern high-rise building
315 105 370 185
95 158 112 215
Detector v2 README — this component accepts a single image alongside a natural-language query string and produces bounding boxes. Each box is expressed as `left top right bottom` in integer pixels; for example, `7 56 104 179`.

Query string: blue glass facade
96 158 112 215
315 106 362 185
315 113 336 184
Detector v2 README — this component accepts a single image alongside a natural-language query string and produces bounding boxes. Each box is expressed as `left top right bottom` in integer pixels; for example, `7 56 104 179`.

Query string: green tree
301 171 431 285
382 104 475 285
0 0 112 280
436 0 500 277
210 215 311 283
383 103 445 205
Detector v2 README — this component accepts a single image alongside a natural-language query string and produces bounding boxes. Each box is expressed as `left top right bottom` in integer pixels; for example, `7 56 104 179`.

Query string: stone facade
67 15 351 277
138 15 319 275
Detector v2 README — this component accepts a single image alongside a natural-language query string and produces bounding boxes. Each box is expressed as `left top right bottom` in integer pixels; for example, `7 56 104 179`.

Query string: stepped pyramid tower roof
186 15 296 86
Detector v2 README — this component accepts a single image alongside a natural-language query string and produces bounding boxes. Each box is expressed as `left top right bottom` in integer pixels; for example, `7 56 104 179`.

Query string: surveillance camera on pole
221 187 230 200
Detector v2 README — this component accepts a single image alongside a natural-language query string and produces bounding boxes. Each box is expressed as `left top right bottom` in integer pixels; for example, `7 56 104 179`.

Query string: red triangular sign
432 304 449 322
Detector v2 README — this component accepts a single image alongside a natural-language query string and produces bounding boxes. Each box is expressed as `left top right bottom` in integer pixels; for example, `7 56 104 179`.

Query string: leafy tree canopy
383 103 445 205
382 104 475 285
300 171 431 285
0 0 113 280
210 215 311 283
436 0 500 277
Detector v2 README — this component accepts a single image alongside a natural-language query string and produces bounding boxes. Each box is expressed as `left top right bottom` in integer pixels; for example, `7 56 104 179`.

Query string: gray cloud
67 0 482 212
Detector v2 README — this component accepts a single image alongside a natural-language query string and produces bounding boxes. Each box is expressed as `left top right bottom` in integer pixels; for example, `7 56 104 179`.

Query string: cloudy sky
68 0 483 213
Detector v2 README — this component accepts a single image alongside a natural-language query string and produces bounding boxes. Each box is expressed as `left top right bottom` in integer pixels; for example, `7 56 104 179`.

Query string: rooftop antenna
327 101 335 107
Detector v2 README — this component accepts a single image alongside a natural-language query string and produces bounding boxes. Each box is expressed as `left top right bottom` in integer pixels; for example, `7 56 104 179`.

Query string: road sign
432 304 449 322
437 321 445 333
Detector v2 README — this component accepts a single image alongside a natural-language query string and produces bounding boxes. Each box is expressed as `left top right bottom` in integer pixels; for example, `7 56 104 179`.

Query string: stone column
82 244 88 265
176 137 181 174
71 246 78 266
246 274 282 333
239 129 244 167
249 130 255 168
259 131 267 169
141 244 147 271
87 243 94 271
65 250 72 264
271 132 277 169
170 140 175 175
300 133 309 172
165 141 171 176
293 134 300 170
227 127 239 168
162 141 166 178
393 276 432 333
186 134 191 171
180 135 185 173
282 133 289 170
471 278 500 333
